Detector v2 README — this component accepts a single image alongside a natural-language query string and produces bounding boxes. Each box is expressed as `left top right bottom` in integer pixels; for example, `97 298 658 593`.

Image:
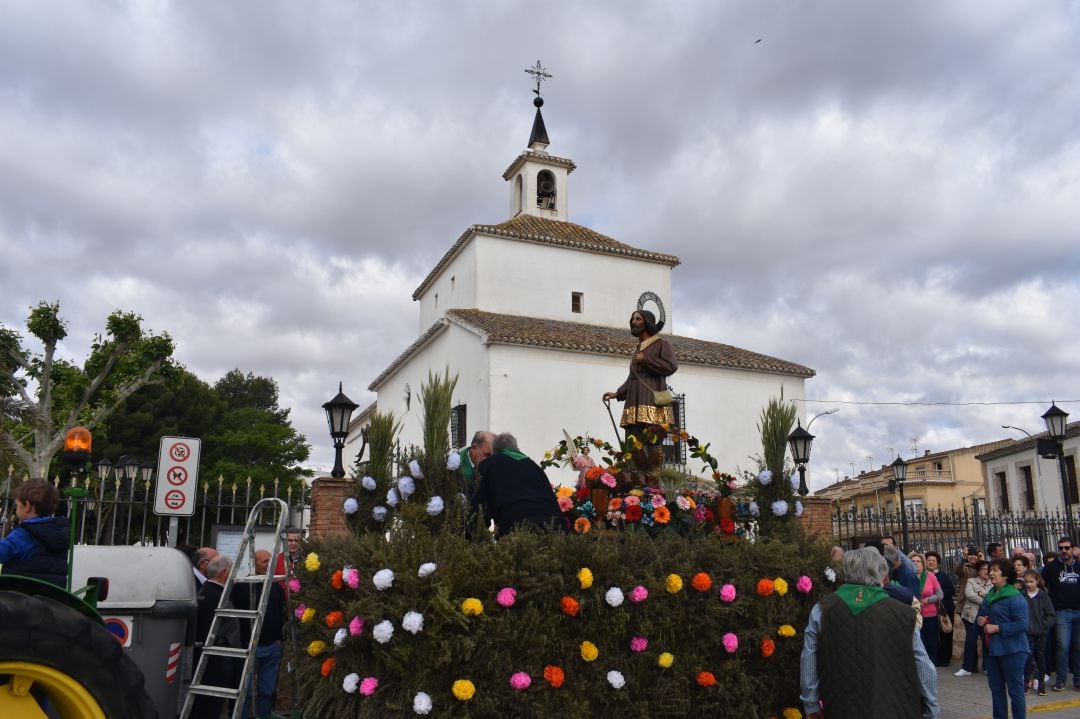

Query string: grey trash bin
73 546 198 719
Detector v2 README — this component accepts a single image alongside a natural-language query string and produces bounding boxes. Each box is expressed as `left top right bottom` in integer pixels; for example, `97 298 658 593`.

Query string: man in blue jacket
0 478 69 586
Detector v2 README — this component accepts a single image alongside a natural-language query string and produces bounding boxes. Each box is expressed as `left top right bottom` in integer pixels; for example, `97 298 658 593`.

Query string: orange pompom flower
543 665 565 688
761 637 776 658
331 570 344 590
653 506 671 524
691 572 713 592
325 611 344 628
560 596 581 617
573 517 591 534
320 657 336 677
608 497 623 511
697 671 717 687
756 578 775 596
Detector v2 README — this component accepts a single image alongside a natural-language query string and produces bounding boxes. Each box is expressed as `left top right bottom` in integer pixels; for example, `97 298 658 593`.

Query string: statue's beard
630 325 644 337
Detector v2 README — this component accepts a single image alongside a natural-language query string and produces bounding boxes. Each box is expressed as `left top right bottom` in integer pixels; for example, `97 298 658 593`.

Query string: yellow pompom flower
452 679 476 701
304 552 320 572
782 708 802 719
556 485 574 498
774 577 789 596
300 607 316 623
629 489 644 497
577 567 594 589
461 598 484 616
657 652 675 668
778 624 796 638
580 641 599 662
306 640 326 656
665 574 684 594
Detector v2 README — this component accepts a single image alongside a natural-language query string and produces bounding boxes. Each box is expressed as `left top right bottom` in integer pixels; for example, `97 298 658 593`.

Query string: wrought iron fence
0 470 309 548
832 506 1079 566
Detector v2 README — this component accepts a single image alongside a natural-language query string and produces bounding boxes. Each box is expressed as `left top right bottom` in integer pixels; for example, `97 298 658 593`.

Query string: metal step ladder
180 497 293 719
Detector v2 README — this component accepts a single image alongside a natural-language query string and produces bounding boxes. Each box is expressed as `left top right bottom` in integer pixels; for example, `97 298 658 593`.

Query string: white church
346 93 814 480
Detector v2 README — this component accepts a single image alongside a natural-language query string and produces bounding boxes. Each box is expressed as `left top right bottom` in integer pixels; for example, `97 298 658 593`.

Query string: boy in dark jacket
0 478 70 586
1023 568 1056 695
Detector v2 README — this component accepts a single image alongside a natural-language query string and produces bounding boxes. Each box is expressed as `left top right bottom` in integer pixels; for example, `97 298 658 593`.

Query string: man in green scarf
800 547 939 719
471 433 566 538
457 431 495 499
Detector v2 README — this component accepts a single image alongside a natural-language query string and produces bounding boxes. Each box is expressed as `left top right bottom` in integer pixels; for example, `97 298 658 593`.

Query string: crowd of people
802 537 1080 719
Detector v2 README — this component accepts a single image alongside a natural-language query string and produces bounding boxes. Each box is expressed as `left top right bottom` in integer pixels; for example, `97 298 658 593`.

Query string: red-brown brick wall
308 476 355 539
797 496 833 540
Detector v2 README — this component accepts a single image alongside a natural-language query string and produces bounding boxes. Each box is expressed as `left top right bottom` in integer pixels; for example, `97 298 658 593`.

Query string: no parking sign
153 437 201 516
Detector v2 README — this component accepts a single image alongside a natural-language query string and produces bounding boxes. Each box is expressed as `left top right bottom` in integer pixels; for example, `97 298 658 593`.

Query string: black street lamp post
787 421 815 497
323 383 359 479
1043 402 1073 542
888 456 910 553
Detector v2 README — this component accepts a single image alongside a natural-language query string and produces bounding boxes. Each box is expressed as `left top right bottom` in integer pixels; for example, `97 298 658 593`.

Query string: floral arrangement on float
293 373 833 718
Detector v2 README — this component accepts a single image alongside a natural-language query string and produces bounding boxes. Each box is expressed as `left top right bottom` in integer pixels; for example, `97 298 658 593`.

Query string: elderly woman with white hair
800 547 940 719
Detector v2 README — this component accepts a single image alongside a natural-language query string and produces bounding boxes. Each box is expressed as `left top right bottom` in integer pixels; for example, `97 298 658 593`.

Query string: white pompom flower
402 611 424 634
757 469 773 485
408 459 423 478
418 562 437 578
373 619 394 644
342 497 359 515
334 627 348 646
607 670 625 689
413 691 433 715
398 476 416 499
446 452 461 471
386 488 400 507
749 501 760 517
795 500 804 517
771 500 789 516
605 587 624 607
426 496 444 516
343 673 360 693
790 473 800 491
373 568 395 591
372 505 388 522
825 566 838 583
361 476 377 491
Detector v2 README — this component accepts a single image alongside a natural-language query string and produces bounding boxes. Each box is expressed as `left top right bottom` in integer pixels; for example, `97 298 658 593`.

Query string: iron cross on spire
525 60 552 98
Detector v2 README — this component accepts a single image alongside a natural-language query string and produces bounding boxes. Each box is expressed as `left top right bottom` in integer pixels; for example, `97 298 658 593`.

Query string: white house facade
348 98 815 482
977 422 1080 514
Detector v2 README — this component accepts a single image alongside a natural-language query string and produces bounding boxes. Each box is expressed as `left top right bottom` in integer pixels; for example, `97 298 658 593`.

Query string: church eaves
367 319 448 391
412 215 681 301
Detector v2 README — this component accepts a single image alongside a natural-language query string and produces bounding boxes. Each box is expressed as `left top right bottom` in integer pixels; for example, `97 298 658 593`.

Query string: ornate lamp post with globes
887 456 909 553
787 421 814 497
323 383 359 479
1042 402 1074 542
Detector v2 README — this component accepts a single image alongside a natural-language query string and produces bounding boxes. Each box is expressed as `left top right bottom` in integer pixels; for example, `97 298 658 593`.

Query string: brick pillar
796 496 833 540
308 476 355 539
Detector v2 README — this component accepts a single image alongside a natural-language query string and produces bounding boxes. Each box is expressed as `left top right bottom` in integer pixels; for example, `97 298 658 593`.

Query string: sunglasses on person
1060 545 1072 552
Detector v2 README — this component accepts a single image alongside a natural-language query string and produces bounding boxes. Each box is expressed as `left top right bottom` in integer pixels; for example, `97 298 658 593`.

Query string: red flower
702 507 715 522
624 505 643 522
331 570 344 590
561 596 580 617
719 517 736 534
320 657 336 677
696 671 717 687
576 486 590 500
325 611 344 628
692 572 712 592
761 637 775 658
756 579 775 597
543 665 565 688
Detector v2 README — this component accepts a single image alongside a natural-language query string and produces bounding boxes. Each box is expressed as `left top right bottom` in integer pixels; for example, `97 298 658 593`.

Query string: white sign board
154 437 201 516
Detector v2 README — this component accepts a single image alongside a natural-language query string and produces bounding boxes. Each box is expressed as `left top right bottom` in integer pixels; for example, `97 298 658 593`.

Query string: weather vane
525 60 552 99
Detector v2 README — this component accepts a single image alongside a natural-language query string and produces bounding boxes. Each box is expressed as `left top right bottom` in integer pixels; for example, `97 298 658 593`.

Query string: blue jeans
962 618 982 672
1054 608 1080 686
243 641 283 718
985 651 1027 719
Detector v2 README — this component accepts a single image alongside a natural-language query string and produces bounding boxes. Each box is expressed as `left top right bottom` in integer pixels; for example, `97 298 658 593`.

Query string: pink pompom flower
600 472 617 488
557 496 573 512
294 603 306 620
359 677 379 696
345 568 360 590
628 585 649 604
719 583 737 603
630 635 648 653
349 616 364 636
288 578 301 594
797 575 813 594
722 632 739 653
509 672 532 691
497 587 518 608
650 494 666 509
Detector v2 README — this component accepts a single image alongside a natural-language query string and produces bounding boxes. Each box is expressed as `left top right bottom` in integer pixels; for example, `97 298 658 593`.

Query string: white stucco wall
472 235 673 330
982 439 1079 513
418 241 479 332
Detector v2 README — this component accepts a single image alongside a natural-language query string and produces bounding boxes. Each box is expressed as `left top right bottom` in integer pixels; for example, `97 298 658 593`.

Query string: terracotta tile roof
501 149 576 179
412 215 680 300
447 309 815 377
367 319 448 391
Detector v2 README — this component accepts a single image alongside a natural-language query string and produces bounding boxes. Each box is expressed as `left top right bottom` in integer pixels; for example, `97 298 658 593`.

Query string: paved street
938 666 1080 719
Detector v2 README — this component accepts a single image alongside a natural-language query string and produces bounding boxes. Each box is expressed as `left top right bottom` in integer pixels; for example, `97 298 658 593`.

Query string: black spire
528 96 550 148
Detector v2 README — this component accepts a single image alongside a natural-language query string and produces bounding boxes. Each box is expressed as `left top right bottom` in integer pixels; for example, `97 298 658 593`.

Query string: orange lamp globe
64 426 92 454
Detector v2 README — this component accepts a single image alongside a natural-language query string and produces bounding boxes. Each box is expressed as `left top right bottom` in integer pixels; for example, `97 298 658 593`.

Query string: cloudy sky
2 1 1078 489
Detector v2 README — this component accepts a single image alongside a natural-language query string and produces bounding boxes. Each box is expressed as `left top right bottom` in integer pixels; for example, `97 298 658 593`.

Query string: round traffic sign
163 490 186 510
168 442 191 462
165 466 188 486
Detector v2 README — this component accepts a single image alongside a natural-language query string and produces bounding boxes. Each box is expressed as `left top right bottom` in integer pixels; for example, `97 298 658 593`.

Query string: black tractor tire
0 590 158 719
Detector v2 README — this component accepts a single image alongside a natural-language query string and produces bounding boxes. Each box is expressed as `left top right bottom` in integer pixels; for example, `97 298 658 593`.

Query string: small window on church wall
571 292 583 313
513 175 523 215
434 293 438 308
536 170 556 209
451 276 456 291
450 404 467 450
